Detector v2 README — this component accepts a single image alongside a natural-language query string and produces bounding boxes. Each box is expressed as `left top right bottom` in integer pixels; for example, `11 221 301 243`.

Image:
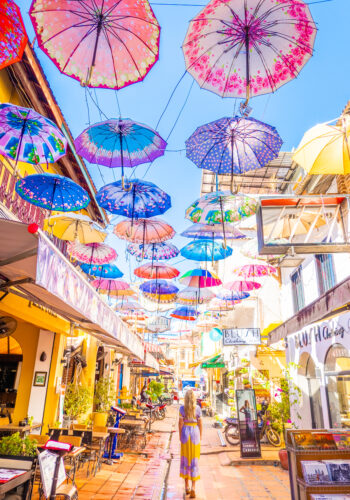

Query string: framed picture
33 371 47 387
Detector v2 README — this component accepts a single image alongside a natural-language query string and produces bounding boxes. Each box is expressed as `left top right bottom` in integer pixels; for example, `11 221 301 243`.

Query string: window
315 254 336 295
291 267 305 313
325 344 350 428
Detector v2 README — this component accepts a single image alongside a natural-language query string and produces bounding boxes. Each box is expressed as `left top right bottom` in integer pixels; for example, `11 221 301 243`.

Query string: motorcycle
223 403 281 447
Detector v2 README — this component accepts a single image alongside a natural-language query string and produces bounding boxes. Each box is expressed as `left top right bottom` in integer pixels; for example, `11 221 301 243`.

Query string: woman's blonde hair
184 389 196 420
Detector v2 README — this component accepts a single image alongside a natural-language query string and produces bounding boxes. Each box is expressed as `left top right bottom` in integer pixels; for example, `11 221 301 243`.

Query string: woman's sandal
190 490 196 498
185 488 191 495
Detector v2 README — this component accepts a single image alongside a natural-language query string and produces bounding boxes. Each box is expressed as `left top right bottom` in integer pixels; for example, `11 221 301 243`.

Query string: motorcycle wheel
158 409 166 420
225 425 240 446
266 428 281 447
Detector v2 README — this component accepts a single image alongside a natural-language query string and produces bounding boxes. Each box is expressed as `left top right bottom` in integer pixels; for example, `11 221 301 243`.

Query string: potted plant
63 383 92 428
0 432 37 457
93 376 115 426
146 380 164 402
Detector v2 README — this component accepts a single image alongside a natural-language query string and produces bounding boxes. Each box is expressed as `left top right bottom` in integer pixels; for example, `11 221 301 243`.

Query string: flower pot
92 412 108 427
278 448 289 470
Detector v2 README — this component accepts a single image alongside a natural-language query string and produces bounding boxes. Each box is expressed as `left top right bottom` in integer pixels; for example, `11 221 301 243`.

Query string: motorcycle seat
225 418 238 424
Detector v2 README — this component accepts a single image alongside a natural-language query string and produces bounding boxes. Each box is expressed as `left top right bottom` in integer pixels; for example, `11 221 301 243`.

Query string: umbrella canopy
170 306 198 321
114 218 175 244
224 280 261 293
179 269 222 288
234 264 277 278
293 120 350 175
177 287 215 305
181 223 245 240
196 318 219 330
182 0 316 100
143 292 177 304
0 104 67 165
91 278 130 293
217 290 249 301
30 0 160 89
186 116 282 176
96 178 170 220
264 212 326 239
16 173 89 212
127 242 179 261
111 288 136 297
44 213 107 243
134 263 179 280
115 300 143 312
180 240 233 262
207 298 236 312
80 263 123 279
0 1 27 71
140 280 179 295
68 242 117 265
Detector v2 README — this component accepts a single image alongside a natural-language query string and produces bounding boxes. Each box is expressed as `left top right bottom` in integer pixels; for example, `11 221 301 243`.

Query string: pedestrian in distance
179 389 202 498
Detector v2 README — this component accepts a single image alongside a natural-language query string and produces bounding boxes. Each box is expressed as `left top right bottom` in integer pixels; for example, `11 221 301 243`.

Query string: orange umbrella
134 263 179 280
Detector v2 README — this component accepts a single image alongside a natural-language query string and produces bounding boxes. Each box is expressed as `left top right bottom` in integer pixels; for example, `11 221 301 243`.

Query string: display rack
286 429 350 500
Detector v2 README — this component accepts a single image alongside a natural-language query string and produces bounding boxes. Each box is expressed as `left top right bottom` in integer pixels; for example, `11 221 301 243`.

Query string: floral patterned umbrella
44 213 106 243
91 278 130 295
134 263 179 280
0 104 67 165
179 269 222 288
29 0 160 89
233 264 277 278
127 242 179 261
170 306 198 321
182 0 316 101
80 263 123 279
114 218 175 244
0 1 27 71
143 292 177 304
67 242 117 265
16 173 89 212
140 280 179 295
223 280 261 293
181 223 245 240
177 287 215 305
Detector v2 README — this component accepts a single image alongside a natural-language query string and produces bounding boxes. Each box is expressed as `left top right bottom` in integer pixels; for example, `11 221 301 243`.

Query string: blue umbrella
186 116 282 189
96 179 171 220
209 328 222 342
16 173 90 211
217 290 250 301
170 306 198 321
140 279 179 295
127 242 179 261
180 240 232 262
181 223 246 240
80 263 123 279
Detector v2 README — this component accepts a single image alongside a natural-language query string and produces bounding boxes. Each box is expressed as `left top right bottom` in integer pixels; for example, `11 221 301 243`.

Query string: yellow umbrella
264 212 326 239
293 120 350 175
44 212 107 243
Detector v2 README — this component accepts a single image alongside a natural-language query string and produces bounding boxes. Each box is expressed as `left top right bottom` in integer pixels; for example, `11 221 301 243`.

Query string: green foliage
146 380 164 402
64 383 92 420
0 432 37 457
94 377 115 413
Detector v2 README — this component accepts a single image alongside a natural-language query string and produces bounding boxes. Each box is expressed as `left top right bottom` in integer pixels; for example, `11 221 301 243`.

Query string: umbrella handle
122 176 133 192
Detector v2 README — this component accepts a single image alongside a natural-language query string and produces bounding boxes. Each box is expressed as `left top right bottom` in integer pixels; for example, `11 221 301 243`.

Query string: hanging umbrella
224 280 261 293
196 318 219 330
67 242 117 265
0 1 27 71
122 311 148 321
177 287 215 305
80 263 123 279
16 173 89 212
293 119 350 175
114 218 175 244
182 0 316 102
179 269 222 288
240 239 282 261
43 213 106 243
0 104 67 165
180 240 233 262
140 280 179 295
115 300 143 312
181 223 245 240
217 290 249 301
96 178 170 220
170 306 198 321
264 212 326 240
111 288 136 297
143 292 177 304
76 121 166 185
207 298 236 312
30 0 160 89
91 278 130 295
234 264 277 278
134 263 179 280
186 117 282 183
127 242 179 261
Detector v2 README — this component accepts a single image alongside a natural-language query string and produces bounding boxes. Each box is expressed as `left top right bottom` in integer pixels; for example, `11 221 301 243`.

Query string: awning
0 219 144 360
268 275 350 345
202 355 225 369
188 353 222 369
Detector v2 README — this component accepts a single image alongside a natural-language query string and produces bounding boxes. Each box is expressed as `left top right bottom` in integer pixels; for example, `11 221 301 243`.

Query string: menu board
38 450 66 498
0 469 26 483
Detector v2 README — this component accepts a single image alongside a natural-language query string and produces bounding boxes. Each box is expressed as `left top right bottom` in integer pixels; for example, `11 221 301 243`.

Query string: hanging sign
236 389 261 458
222 328 261 346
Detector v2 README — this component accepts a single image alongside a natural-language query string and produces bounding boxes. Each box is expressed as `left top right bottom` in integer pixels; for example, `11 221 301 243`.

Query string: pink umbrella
114 218 175 244
224 280 261 293
208 298 237 312
179 269 222 288
67 241 117 265
91 279 130 295
234 264 277 279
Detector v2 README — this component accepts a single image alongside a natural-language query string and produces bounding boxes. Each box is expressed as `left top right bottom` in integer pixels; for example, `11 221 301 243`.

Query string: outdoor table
0 469 32 500
0 423 42 437
104 427 125 465
120 419 145 427
66 446 86 484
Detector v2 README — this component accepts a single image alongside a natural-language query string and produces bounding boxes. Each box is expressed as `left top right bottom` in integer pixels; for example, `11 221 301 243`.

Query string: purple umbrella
139 279 179 295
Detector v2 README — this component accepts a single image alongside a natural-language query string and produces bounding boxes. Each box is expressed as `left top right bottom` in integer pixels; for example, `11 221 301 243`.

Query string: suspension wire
150 0 332 5
85 86 109 120
84 86 106 185
166 80 194 141
94 88 104 122
155 71 188 130
115 89 122 118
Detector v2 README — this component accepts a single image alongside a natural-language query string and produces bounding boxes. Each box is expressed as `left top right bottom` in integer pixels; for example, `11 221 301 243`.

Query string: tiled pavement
33 405 291 499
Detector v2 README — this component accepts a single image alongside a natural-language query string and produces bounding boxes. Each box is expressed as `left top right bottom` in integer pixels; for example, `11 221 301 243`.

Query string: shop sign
287 314 350 351
236 389 261 458
222 328 261 346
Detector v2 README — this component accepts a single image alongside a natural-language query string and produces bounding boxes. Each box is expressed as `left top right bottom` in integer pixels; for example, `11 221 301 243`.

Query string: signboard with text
222 328 261 346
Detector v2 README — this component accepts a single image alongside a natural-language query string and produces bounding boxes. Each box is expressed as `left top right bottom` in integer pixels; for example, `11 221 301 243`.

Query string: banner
236 389 261 458
36 236 144 359
223 328 261 346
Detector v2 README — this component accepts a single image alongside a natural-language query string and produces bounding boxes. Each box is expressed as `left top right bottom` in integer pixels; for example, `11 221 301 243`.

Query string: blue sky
17 0 350 282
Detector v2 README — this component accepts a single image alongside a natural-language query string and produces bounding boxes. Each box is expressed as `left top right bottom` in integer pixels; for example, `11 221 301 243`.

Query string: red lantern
27 223 39 234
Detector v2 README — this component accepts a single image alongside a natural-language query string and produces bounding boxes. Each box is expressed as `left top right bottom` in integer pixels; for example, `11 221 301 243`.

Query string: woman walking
179 389 202 498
